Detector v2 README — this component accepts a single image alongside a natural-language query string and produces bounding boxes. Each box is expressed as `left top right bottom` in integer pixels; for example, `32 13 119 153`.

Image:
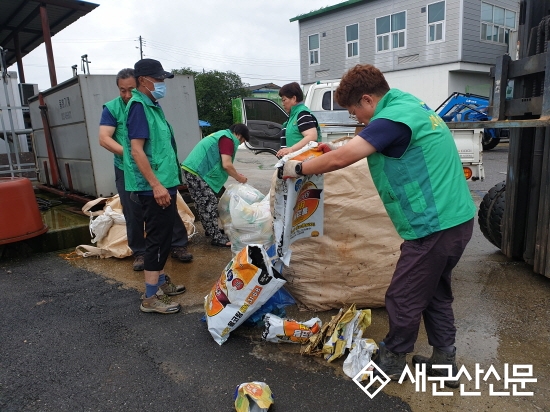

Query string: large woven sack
76 192 195 259
277 158 402 311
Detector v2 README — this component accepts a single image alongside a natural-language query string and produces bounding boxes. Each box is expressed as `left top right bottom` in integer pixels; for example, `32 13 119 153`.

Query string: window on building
346 23 359 57
481 2 516 45
428 1 445 42
376 11 406 52
309 34 320 65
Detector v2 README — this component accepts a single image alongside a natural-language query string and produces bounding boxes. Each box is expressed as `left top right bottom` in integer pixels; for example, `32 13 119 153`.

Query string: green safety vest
367 89 476 240
283 103 321 147
181 129 241 193
122 89 180 192
103 97 126 170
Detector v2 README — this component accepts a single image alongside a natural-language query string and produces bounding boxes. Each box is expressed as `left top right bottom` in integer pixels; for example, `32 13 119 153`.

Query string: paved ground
1 144 549 411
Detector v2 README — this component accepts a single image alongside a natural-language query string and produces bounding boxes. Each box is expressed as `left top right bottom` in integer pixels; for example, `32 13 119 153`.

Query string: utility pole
139 36 143 59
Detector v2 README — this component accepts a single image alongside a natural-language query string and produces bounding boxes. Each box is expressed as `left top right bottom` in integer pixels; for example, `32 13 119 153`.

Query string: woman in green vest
181 124 249 247
282 64 475 388
275 82 321 158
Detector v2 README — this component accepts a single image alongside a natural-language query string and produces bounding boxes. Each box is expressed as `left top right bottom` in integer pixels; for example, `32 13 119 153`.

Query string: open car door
238 98 288 152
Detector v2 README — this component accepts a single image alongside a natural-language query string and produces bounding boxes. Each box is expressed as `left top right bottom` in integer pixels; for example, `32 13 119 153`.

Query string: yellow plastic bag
234 382 273 412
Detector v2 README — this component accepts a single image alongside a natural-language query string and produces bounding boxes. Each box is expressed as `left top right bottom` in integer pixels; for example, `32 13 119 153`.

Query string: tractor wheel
482 131 500 151
478 181 506 248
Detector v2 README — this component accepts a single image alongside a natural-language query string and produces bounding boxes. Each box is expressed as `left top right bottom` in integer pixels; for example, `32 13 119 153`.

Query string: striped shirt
281 111 318 137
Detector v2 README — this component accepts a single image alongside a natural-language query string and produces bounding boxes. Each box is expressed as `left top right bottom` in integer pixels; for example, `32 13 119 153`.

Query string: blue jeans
114 166 188 256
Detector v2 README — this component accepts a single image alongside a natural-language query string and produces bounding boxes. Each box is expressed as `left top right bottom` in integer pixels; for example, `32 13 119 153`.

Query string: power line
53 38 135 44
146 54 299 83
145 39 297 67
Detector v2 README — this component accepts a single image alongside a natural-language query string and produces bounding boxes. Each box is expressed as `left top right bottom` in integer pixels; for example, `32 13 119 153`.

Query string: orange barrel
0 177 48 245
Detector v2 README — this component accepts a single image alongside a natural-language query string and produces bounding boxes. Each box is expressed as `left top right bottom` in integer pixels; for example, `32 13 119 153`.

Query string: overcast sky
8 0 335 91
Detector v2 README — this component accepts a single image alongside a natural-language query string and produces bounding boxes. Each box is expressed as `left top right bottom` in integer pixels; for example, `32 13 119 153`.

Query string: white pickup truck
233 82 484 181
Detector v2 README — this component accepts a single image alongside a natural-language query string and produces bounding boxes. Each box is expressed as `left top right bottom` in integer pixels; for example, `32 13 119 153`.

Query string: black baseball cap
134 58 174 79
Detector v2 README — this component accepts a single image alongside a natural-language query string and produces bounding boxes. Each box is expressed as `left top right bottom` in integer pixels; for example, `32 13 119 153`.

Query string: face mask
145 78 166 99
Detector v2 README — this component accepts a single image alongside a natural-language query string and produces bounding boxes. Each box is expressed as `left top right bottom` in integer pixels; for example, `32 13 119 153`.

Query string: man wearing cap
123 58 186 314
99 68 193 273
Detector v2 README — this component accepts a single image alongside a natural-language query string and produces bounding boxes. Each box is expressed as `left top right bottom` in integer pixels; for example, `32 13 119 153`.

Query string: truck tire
478 181 506 248
482 130 501 151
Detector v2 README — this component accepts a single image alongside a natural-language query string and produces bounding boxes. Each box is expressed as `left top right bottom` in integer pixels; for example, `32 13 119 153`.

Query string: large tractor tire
478 181 506 248
482 130 501 151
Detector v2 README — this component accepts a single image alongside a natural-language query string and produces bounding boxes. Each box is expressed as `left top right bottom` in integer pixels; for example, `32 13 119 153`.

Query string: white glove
282 160 301 179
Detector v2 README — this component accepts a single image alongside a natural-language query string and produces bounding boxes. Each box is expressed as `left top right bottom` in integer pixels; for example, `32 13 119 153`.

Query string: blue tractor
435 92 508 151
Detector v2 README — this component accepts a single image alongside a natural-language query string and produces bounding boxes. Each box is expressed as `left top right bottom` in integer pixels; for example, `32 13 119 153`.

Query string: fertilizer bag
205 244 286 345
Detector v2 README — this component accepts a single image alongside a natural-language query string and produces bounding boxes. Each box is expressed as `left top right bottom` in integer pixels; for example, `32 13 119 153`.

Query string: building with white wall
291 0 519 108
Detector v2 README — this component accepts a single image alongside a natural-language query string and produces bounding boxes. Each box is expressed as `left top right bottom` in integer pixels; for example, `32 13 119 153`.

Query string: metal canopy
0 0 98 70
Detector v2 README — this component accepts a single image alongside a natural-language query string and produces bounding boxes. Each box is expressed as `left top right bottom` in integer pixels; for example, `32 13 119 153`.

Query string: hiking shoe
133 255 144 271
412 347 460 388
140 291 180 314
171 246 193 262
160 275 186 296
370 342 407 381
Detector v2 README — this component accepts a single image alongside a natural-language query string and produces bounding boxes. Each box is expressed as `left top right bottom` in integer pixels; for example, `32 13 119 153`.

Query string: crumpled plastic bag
89 205 125 243
262 313 321 343
218 183 274 255
234 382 274 412
322 304 372 362
219 183 265 228
302 304 371 362
343 338 378 381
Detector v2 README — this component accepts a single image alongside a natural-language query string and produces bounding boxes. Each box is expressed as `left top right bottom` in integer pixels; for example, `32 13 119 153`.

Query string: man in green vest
123 58 186 314
99 68 193 273
282 64 475 388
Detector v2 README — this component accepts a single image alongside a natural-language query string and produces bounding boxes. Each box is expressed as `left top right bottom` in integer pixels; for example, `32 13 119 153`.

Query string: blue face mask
145 78 166 99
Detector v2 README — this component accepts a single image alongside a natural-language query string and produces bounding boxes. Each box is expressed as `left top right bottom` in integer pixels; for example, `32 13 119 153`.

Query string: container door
241 98 288 150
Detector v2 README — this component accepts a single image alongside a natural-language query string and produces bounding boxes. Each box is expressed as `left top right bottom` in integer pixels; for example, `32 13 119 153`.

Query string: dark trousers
138 194 177 272
115 167 188 257
384 218 474 354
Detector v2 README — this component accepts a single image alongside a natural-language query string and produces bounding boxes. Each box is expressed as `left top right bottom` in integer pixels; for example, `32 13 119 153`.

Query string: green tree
172 67 251 135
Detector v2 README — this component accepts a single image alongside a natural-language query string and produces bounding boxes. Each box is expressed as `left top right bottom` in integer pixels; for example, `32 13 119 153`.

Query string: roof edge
290 0 365 22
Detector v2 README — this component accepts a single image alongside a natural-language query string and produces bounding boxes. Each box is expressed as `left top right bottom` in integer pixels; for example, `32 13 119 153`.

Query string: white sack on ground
76 192 195 259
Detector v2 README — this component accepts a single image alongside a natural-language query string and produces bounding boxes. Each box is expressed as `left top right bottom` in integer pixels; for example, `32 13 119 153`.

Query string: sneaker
370 342 407 381
171 246 193 262
412 347 460 388
133 255 144 271
160 275 186 296
140 291 180 314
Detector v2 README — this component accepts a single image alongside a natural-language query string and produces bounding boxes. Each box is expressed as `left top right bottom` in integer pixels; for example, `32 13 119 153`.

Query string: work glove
318 142 338 153
280 160 301 179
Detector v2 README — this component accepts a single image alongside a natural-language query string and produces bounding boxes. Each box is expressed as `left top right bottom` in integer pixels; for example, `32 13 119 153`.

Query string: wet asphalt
1 144 549 411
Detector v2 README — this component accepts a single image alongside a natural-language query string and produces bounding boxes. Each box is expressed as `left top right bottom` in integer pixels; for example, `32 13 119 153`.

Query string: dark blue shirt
99 106 117 127
127 102 151 140
126 101 177 195
358 118 411 158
